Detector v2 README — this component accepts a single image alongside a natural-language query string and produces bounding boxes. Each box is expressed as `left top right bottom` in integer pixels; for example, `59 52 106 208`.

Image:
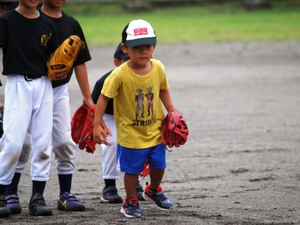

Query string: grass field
62 3 300 46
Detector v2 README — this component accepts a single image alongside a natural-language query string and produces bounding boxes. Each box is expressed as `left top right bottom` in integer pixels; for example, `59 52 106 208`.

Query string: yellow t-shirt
102 59 169 149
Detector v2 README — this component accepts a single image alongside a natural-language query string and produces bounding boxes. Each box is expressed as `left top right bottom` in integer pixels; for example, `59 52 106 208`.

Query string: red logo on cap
134 28 148 36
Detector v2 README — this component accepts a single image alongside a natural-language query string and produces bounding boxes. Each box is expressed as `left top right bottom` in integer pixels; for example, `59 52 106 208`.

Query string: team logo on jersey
41 33 53 47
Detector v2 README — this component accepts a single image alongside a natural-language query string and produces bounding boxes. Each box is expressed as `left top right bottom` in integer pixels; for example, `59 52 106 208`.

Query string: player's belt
24 75 42 81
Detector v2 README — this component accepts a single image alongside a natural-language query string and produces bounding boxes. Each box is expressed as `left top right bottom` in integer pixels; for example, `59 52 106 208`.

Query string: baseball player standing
91 43 145 203
5 0 94 215
93 19 174 218
0 0 58 218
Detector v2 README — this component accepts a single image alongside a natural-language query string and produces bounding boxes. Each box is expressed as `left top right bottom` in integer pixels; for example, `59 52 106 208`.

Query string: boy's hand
93 121 112 146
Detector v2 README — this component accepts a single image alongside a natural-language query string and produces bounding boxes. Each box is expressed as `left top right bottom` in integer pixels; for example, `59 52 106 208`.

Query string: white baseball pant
0 75 53 184
14 84 76 175
101 113 120 180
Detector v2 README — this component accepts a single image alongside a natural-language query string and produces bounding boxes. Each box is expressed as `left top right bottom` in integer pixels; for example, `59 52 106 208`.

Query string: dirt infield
1 41 300 224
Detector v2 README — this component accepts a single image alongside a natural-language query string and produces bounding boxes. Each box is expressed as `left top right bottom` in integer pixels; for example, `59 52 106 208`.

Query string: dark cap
114 42 129 59
122 19 156 48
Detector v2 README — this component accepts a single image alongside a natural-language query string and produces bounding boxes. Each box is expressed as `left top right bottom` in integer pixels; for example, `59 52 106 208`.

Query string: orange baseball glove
47 35 85 81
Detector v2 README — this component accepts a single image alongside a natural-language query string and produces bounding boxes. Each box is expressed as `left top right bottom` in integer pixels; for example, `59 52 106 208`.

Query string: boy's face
114 57 130 67
43 0 66 8
122 44 155 67
19 0 42 8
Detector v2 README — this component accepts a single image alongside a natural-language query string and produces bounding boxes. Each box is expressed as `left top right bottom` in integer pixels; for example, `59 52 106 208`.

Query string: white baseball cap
122 19 157 48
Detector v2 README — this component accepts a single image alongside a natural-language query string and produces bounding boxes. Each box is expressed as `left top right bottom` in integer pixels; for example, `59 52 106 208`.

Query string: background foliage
62 1 300 46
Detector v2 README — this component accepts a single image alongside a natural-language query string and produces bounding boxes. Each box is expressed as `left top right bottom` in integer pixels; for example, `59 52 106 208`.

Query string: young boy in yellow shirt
93 19 175 218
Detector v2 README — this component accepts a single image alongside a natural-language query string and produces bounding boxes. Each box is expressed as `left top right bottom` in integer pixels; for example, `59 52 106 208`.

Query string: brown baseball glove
161 108 189 148
47 35 85 81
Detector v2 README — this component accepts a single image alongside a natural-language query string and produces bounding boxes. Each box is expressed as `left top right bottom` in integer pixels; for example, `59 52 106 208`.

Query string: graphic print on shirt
133 87 154 126
41 33 53 47
135 88 144 121
145 86 154 119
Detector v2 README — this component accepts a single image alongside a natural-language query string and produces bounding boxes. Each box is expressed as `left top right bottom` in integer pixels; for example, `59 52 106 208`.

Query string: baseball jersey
102 59 169 149
0 10 58 77
39 10 92 88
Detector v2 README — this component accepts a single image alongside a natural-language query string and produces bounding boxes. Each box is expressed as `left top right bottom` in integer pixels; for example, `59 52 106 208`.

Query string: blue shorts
117 144 166 175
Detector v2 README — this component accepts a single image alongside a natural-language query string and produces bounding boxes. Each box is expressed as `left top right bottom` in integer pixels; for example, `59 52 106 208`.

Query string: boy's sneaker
120 197 143 218
29 193 52 216
142 185 173 210
6 194 22 214
101 186 123 203
57 192 85 211
0 195 11 218
136 184 144 201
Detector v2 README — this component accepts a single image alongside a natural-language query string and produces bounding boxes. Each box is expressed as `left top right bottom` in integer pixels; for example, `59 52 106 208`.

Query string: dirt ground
1 41 300 225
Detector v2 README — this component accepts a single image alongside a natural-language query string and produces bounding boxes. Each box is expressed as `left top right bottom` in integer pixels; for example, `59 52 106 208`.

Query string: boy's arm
160 89 174 113
74 63 95 108
93 94 112 146
160 89 189 148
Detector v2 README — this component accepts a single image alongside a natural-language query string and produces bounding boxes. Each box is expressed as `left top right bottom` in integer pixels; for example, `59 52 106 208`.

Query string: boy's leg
6 131 31 193
101 114 122 203
124 174 139 199
0 75 34 217
15 132 32 174
121 173 143 218
0 76 32 185
30 77 53 183
148 168 164 189
5 173 22 214
135 181 144 201
117 145 147 218
0 185 10 218
102 114 119 180
52 85 75 179
52 85 85 211
6 131 31 214
29 77 53 216
142 144 173 210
